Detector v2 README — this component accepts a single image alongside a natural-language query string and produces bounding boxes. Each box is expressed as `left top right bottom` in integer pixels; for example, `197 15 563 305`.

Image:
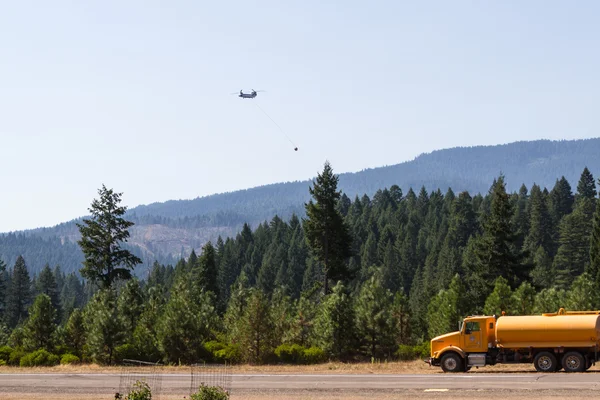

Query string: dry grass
0 359 551 375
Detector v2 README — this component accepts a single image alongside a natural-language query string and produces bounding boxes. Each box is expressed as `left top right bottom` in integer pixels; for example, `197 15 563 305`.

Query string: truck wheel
562 352 585 373
440 353 463 373
534 352 558 372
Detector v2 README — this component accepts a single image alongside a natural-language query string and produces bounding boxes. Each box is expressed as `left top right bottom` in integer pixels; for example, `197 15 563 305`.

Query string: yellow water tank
495 315 600 348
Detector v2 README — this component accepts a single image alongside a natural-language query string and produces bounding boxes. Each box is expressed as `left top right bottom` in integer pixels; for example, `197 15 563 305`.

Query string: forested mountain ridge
2 137 600 276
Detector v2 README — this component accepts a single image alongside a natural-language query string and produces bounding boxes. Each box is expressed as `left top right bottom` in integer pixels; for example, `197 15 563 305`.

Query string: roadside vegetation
1 163 600 368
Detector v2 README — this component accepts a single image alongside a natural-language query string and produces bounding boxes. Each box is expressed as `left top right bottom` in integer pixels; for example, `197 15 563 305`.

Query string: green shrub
190 383 230 400
396 342 430 361
60 353 80 365
275 344 305 364
213 343 241 364
204 340 227 354
8 349 26 366
0 346 13 363
415 341 430 359
116 380 152 400
19 349 60 367
114 344 139 364
300 347 326 364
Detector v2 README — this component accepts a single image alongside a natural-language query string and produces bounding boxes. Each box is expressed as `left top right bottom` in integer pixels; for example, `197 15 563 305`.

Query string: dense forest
1 161 600 367
4 138 600 277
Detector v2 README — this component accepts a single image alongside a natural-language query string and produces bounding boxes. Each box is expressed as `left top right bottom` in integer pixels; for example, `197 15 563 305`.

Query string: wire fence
118 359 163 400
190 362 233 397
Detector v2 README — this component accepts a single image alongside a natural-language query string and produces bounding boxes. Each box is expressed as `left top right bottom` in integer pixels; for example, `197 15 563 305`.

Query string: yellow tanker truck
427 309 600 373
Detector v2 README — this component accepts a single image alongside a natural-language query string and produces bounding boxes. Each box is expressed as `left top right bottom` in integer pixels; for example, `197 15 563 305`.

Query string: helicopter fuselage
239 93 257 99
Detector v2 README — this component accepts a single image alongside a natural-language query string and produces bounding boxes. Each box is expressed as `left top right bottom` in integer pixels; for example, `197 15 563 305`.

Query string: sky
1 1 599 232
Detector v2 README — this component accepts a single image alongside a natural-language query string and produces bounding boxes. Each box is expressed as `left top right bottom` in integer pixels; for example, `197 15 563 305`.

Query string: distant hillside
2 137 600 275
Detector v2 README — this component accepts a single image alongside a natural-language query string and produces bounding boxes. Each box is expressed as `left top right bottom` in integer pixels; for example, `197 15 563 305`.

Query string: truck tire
562 352 585 373
440 353 463 373
534 352 558 372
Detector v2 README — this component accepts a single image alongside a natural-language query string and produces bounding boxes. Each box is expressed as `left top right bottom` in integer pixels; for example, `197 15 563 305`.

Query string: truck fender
436 346 467 360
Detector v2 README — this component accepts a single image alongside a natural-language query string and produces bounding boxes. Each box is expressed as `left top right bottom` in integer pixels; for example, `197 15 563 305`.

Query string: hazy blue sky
1 1 599 232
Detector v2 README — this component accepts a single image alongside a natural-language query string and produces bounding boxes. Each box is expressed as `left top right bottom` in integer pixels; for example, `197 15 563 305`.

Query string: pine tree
427 274 467 338
354 270 396 358
510 282 536 315
60 273 85 323
64 308 86 357
511 184 529 251
223 272 251 344
533 288 566 314
523 185 553 257
156 277 217 363
312 281 355 359
23 294 57 351
84 288 126 364
287 294 317 347
77 185 142 289
483 276 513 316
473 176 528 288
286 227 308 299
303 161 354 294
360 233 378 279
36 264 61 323
117 279 144 339
6 255 31 328
550 176 574 224
553 199 594 289
132 286 164 363
565 273 599 310
530 246 554 289
238 289 275 364
576 167 597 203
195 241 219 298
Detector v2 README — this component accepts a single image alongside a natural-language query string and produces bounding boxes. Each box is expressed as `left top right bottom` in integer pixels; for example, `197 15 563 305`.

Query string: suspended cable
254 102 298 151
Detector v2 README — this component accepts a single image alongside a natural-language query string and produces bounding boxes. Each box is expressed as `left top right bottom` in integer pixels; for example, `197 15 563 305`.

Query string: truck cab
429 316 496 372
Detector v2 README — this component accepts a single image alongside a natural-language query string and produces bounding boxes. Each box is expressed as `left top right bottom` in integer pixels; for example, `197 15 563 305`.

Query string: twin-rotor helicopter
230 89 266 99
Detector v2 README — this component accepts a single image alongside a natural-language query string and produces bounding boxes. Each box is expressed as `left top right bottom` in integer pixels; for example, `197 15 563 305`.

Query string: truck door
463 321 483 351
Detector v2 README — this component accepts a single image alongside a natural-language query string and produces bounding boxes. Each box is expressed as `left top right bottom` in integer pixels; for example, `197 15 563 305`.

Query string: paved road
1 372 600 395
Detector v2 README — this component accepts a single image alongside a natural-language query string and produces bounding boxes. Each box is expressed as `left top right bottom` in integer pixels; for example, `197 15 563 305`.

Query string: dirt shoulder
0 360 569 374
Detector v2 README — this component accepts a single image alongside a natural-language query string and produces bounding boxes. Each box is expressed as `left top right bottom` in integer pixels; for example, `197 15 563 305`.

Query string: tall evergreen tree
156 277 217 364
354 270 396 358
483 276 513 316
77 185 142 288
550 176 574 224
472 176 528 288
23 294 56 351
36 264 61 323
6 256 31 328
117 278 144 339
511 184 529 251
576 167 597 203
427 274 467 338
64 308 86 357
238 289 276 364
553 198 594 289
303 161 354 294
84 288 126 364
311 281 355 359
195 241 219 298
523 184 553 258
